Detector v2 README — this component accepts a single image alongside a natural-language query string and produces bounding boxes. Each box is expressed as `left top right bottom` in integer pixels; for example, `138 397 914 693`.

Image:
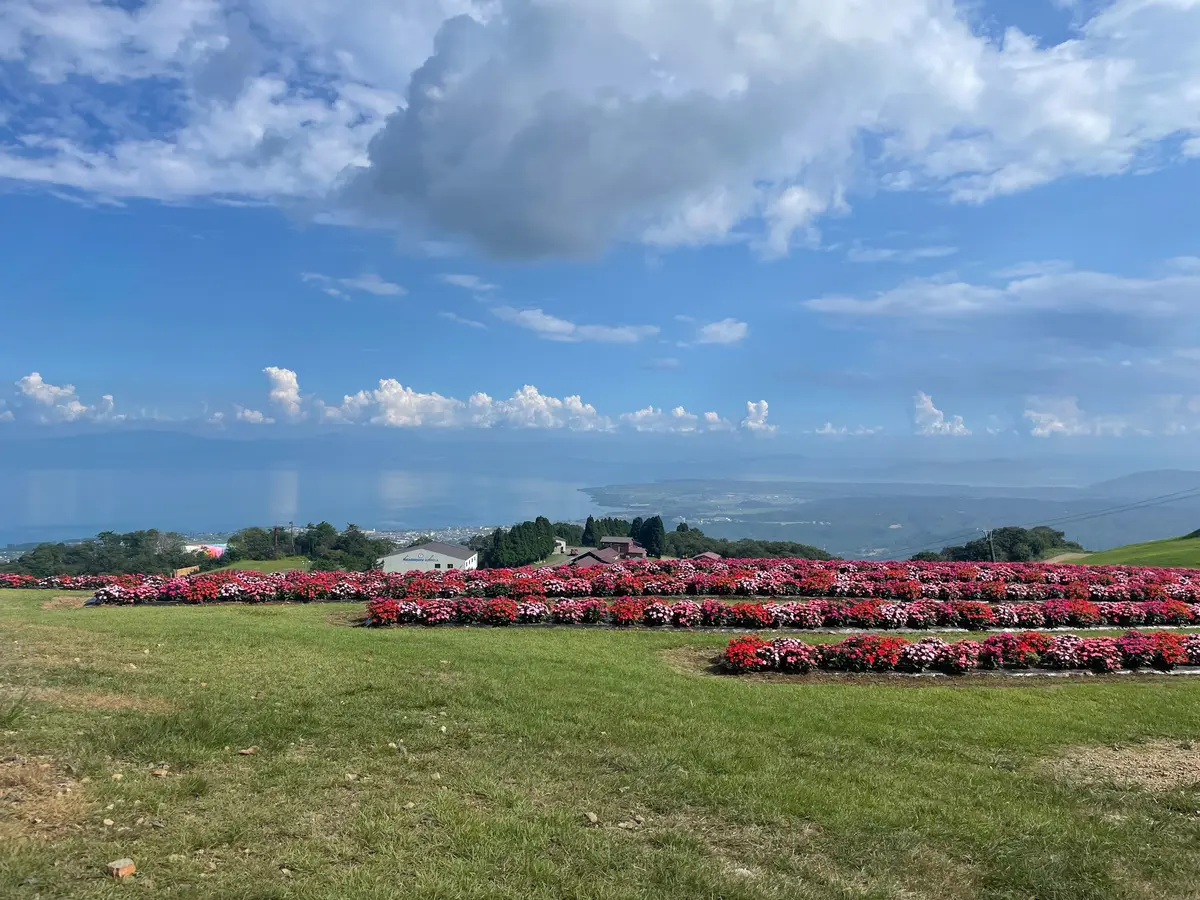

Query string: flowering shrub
725 631 1200 676
935 640 982 674
820 634 909 672
672 600 702 628
609 598 648 628
724 636 773 674
643 602 673 627
898 637 948 672
979 632 1055 669
773 639 820 673
482 598 518 626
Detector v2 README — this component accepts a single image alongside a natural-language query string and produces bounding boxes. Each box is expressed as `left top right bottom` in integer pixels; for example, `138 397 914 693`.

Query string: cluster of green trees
576 517 637 546
663 523 832 560
0 530 218 577
563 516 830 560
226 523 394 572
467 517 556 568
911 526 1083 563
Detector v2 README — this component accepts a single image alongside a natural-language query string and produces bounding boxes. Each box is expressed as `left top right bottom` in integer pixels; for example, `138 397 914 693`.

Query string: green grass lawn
1076 536 1200 568
213 556 311 573
3 588 1200 899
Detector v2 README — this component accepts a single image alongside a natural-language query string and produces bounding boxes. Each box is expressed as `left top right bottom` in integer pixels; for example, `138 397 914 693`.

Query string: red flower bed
725 631 1200 676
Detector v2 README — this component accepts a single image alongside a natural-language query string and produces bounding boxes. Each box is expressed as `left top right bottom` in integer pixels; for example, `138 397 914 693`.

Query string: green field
3 589 1200 899
213 556 311 573
1076 535 1200 568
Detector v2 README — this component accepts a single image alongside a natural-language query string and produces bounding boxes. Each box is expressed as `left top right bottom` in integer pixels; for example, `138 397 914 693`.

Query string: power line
894 485 1200 558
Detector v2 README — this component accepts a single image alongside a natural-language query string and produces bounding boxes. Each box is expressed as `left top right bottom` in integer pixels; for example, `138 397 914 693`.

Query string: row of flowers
362 596 1200 629
31 559 1200 606
724 631 1200 675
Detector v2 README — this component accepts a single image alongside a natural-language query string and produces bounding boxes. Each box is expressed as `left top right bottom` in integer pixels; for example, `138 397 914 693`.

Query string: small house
378 541 479 573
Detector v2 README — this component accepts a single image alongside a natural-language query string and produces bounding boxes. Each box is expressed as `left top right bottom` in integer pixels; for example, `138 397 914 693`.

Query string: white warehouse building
378 541 479 573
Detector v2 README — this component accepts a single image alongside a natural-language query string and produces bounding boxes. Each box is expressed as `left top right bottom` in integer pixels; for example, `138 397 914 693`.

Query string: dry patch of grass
1044 740 1200 791
324 608 366 628
1 685 172 714
40 595 88 611
658 646 721 676
0 755 88 842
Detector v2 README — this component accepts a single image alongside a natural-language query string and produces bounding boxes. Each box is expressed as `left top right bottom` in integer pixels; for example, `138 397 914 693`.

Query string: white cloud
320 390 373 424
492 306 659 343
263 366 303 420
0 408 13 423
914 391 970 436
438 274 496 292
694 318 749 346
1023 397 1129 438
805 266 1200 327
235 406 274 425
5 0 1200 257
620 405 731 433
302 272 404 298
231 367 760 433
371 379 464 428
14 372 120 423
814 422 883 436
846 244 958 264
741 400 776 434
439 311 487 329
468 386 611 431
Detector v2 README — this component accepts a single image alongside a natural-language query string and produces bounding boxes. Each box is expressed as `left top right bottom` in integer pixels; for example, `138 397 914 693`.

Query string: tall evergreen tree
629 517 645 545
581 515 598 547
642 516 666 557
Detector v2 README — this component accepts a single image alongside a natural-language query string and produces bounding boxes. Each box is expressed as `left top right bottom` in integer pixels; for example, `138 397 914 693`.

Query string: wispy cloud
694 318 749 345
438 274 497 292
845 244 958 264
491 306 659 343
302 272 405 298
439 311 487 329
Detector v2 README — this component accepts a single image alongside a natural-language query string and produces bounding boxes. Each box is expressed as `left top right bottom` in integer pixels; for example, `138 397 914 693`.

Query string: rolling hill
1075 533 1200 567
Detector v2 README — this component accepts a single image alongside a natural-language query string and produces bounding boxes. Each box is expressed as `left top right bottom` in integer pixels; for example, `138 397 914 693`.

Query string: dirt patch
0 755 88 842
659 646 723 676
325 609 367 628
1043 741 1200 791
1 685 172 713
40 595 88 611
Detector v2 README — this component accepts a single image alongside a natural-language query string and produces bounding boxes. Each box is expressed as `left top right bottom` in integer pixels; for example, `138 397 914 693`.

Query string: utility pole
987 529 996 563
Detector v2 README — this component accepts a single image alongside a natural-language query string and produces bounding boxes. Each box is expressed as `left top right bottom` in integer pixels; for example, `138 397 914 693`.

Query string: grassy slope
213 556 311 573
2 589 1200 899
1078 536 1200 568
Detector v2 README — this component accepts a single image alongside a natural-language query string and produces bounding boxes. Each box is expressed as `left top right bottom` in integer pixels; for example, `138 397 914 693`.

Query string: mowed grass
213 556 311 573
1078 535 1200 568
3 590 1200 899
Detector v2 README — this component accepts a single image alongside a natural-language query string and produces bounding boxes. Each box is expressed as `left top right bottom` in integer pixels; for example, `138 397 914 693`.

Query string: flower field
11 555 1200 604
723 630 1200 675
363 595 1200 630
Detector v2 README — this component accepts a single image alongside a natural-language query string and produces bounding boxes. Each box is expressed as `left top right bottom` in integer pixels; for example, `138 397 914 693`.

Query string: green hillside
1077 533 1200 567
214 555 311 573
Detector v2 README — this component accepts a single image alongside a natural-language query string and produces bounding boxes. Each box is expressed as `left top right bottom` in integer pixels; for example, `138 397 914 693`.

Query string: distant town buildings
378 541 479 573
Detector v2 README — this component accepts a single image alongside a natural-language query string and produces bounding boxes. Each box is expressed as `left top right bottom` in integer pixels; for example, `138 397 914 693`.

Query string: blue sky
2 0 1200 445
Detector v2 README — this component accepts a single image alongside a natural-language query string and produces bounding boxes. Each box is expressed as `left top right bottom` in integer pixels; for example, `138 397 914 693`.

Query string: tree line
559 516 831 561
466 517 557 569
0 530 220 577
225 523 394 571
910 526 1083 563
